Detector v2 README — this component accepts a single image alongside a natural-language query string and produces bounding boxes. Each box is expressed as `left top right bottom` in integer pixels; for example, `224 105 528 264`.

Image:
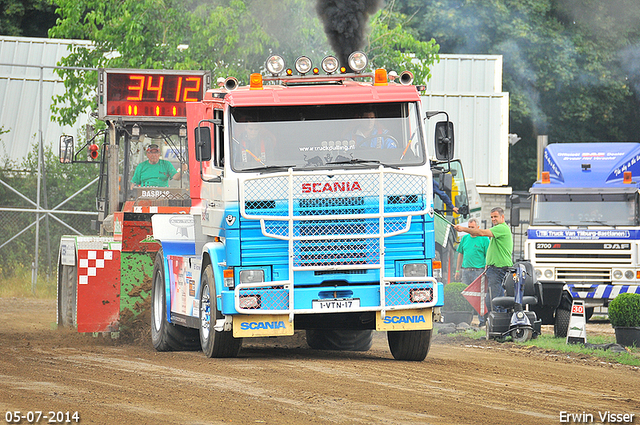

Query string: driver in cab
131 143 185 188
352 110 397 149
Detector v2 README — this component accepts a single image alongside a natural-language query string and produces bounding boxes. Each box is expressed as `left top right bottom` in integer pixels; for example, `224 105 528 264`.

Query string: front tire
151 249 200 351
387 330 432 361
511 327 533 342
199 264 242 358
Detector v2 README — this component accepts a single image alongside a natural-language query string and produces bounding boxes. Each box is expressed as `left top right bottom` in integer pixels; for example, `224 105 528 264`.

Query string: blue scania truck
148 53 460 361
525 142 640 336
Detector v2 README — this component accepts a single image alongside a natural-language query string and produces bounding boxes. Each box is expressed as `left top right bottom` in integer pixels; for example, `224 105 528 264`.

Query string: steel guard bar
236 167 437 319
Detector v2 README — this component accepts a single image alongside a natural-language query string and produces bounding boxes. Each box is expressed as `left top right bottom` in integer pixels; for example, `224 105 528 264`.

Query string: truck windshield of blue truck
532 192 638 226
229 102 425 172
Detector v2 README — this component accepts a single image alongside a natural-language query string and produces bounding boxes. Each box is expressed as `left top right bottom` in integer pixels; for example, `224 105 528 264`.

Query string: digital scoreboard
98 68 210 121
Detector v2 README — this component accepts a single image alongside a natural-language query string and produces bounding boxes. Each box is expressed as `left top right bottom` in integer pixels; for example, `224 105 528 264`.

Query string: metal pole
32 67 44 293
108 122 119 217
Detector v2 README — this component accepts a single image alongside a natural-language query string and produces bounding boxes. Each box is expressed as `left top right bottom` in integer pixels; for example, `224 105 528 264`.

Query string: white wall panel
0 36 91 162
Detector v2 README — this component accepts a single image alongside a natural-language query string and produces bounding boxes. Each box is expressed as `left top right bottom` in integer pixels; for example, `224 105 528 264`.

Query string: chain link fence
0 159 99 290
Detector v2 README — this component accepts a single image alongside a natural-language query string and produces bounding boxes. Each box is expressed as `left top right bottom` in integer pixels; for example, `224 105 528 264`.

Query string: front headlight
239 269 265 284
625 270 635 280
613 270 623 280
535 269 542 279
544 269 553 279
403 263 427 277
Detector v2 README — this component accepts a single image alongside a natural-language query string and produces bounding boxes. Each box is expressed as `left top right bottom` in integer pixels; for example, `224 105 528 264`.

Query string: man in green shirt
455 218 490 285
454 207 513 320
131 144 184 188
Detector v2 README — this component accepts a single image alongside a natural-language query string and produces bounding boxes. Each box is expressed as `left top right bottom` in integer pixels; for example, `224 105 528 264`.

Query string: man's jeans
461 267 484 286
485 265 508 314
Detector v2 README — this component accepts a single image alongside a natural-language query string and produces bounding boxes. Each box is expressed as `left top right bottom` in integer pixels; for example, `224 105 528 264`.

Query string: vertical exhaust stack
316 0 383 71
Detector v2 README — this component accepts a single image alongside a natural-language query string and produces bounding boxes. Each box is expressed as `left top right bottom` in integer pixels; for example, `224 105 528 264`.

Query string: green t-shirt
486 222 513 267
456 234 490 268
131 160 177 187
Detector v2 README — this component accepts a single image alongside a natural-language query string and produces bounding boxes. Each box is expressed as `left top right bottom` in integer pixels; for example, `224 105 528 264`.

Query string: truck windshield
229 102 425 171
531 193 638 226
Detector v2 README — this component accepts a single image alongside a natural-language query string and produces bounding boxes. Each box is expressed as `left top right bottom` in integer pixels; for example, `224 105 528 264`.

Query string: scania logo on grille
301 181 362 193
604 243 630 250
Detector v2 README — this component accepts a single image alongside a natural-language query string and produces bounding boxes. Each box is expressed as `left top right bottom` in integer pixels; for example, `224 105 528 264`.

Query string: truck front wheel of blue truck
199 264 243 358
151 249 200 351
387 329 432 361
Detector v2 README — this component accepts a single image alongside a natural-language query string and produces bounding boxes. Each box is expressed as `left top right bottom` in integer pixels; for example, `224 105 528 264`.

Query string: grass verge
0 266 56 299
437 328 640 367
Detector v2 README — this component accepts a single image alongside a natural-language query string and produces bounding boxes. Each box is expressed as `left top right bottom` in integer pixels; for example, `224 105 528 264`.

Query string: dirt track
1 298 638 425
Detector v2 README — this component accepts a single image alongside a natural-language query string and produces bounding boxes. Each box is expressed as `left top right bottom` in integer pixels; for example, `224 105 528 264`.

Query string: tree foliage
397 0 640 190
48 0 438 126
0 0 56 37
366 4 439 84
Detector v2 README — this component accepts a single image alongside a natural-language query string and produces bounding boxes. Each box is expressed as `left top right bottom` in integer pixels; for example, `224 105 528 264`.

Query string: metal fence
0 61 97 291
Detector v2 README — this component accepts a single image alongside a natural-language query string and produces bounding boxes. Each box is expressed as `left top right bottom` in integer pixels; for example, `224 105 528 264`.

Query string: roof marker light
541 171 550 184
249 73 263 90
374 68 388 86
624 171 633 184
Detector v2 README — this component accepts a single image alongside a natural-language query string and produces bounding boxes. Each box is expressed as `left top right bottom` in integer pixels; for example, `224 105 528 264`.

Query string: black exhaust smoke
316 0 384 70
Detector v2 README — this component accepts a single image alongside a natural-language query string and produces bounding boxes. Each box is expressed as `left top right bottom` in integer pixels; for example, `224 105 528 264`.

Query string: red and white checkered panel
76 249 121 333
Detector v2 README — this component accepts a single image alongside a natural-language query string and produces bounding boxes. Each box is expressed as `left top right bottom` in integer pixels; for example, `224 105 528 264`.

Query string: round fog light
265 55 285 75
295 56 313 74
348 51 368 72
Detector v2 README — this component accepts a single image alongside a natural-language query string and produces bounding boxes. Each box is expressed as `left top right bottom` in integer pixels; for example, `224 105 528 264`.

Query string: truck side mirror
59 135 74 163
195 126 212 162
511 206 520 227
434 121 454 161
442 172 453 192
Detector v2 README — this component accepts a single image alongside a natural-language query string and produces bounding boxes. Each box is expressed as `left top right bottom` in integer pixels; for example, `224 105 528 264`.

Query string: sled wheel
387 330 432 361
199 264 242 358
305 329 373 351
58 264 77 327
554 307 571 338
511 327 533 343
151 249 200 351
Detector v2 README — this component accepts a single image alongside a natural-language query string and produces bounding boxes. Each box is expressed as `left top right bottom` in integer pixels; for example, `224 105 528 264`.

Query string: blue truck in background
525 142 640 336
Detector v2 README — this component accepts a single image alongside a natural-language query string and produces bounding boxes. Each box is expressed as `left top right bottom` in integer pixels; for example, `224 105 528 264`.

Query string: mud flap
76 249 121 333
232 314 294 337
376 308 433 331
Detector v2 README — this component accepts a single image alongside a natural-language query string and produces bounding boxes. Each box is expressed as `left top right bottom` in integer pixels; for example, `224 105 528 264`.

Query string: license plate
312 298 360 311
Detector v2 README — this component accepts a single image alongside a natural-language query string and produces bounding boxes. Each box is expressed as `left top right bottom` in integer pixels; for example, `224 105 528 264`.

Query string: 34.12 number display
99 69 209 120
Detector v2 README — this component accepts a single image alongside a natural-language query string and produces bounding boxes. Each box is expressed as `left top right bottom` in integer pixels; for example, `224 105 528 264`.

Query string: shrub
609 293 640 328
443 282 474 312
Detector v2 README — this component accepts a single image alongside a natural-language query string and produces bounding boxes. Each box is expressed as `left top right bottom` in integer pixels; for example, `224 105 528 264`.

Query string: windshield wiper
328 158 399 169
534 220 563 225
241 165 297 173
